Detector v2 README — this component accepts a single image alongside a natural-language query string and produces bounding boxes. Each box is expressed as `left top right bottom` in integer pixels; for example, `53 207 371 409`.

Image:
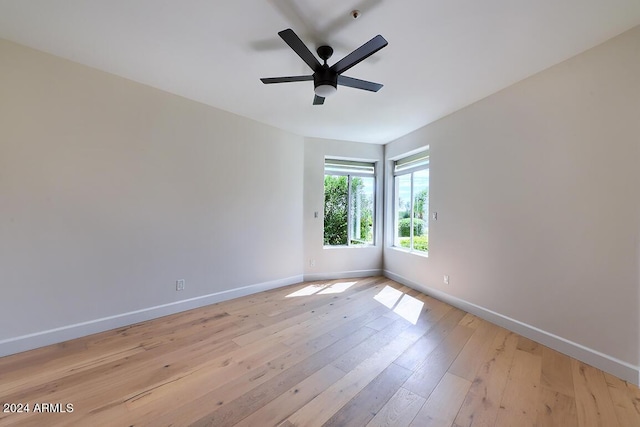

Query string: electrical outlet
309 259 316 267
176 279 185 291
432 212 438 221
443 275 449 285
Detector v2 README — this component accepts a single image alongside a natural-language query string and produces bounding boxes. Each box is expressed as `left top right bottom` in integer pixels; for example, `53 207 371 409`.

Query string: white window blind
394 151 429 175
325 159 375 176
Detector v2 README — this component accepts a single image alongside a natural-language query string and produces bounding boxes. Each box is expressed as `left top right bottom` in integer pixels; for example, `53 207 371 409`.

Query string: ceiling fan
260 28 388 105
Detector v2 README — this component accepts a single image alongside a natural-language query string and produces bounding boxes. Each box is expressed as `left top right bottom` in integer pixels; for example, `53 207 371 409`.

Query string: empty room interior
1 1 640 426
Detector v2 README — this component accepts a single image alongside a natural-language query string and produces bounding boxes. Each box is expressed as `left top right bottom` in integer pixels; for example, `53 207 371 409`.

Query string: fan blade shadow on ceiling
250 0 383 64
270 0 317 39
318 0 383 37
250 0 321 51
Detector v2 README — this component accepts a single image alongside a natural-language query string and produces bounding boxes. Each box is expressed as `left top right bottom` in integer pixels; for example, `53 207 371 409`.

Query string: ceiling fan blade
278 28 322 71
338 75 383 92
330 35 388 75
313 95 325 105
261 75 314 84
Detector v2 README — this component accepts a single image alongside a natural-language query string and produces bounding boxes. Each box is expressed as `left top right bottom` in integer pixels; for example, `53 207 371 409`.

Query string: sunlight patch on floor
286 281 424 324
286 284 328 298
373 285 403 309
318 281 356 295
285 281 358 298
373 285 424 324
393 293 424 324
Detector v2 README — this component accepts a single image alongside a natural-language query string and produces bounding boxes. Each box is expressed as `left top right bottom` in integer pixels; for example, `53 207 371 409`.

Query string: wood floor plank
141 339 335 425
365 314 397 331
402 324 474 399
87 342 292 425
64 304 340 424
232 280 384 347
333 319 412 374
395 297 454 343
1 313 258 402
99 309 385 426
452 329 519 427
283 334 419 426
0 276 635 427
410 372 471 427
540 345 575 398
323 362 413 427
458 313 482 330
232 364 346 427
161 323 379 427
3 334 242 409
280 297 389 349
259 277 382 319
572 359 620 427
394 307 465 372
448 320 500 381
517 336 543 356
494 349 542 427
366 387 425 427
0 307 243 387
537 388 578 427
603 372 640 426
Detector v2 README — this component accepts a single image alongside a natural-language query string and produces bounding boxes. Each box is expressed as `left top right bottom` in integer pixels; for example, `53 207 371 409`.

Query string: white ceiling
1 1 639 144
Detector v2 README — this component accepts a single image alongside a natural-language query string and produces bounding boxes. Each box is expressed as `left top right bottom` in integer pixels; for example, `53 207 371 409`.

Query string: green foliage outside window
398 235 428 251
324 175 348 245
324 175 373 246
396 180 428 252
398 218 425 237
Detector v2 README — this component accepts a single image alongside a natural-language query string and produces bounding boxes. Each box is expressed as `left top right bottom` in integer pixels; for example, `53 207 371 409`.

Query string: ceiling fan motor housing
314 46 337 91
314 66 338 90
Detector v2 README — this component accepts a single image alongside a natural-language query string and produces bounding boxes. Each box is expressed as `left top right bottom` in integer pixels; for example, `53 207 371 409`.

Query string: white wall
384 26 640 383
0 39 304 354
303 137 384 280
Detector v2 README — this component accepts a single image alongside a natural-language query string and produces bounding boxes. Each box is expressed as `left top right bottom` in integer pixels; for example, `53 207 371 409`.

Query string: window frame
393 150 429 254
323 159 376 247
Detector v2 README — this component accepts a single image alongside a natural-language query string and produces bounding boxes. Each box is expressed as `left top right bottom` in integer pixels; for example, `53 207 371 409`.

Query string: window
324 159 375 246
394 151 429 253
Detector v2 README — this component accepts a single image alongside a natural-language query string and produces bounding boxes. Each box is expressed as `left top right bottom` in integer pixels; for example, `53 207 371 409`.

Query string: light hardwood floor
1 277 639 426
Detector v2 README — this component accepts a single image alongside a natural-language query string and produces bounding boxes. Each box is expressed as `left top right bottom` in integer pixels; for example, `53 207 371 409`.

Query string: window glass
324 160 375 246
323 175 348 246
394 151 429 253
349 176 374 245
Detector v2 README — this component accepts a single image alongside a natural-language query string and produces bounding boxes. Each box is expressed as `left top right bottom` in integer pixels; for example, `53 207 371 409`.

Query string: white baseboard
384 270 640 386
0 274 303 358
303 269 383 282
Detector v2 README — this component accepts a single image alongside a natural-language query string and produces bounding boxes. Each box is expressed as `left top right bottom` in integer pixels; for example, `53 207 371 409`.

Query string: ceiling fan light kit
260 28 387 105
314 83 337 97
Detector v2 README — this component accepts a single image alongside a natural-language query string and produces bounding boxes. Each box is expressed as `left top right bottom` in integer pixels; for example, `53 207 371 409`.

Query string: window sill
323 244 376 249
390 246 429 258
